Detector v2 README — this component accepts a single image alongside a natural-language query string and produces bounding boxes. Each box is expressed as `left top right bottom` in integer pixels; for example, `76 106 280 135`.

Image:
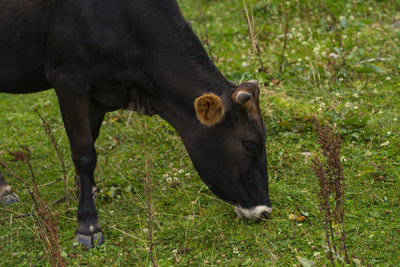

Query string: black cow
0 0 271 247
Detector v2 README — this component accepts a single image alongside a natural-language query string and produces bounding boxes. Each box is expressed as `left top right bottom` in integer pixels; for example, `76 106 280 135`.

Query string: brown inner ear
194 93 225 127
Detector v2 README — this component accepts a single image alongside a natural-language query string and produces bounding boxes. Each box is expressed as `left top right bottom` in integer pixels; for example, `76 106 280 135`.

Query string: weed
0 147 66 267
312 120 349 265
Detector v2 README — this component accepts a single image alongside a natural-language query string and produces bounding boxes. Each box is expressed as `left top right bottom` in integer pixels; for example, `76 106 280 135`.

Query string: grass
1 0 399 265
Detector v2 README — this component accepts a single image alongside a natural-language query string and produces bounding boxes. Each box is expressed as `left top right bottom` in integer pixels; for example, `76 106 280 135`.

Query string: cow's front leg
0 171 19 205
54 84 103 248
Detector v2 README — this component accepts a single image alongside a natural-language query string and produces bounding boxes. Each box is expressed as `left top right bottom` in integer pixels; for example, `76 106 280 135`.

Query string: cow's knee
0 183 19 206
75 153 97 174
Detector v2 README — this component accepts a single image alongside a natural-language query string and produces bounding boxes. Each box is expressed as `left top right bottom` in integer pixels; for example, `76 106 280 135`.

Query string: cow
0 0 272 247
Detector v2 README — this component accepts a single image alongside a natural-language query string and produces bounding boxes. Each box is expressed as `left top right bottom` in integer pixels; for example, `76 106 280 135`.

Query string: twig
34 110 69 211
243 0 266 73
38 178 62 187
1 148 66 267
52 197 66 207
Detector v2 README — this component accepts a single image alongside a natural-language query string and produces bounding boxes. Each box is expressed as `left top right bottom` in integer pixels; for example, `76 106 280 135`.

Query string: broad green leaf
355 64 385 74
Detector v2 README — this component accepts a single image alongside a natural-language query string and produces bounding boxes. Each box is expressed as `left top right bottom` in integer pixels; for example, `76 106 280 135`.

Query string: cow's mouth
234 205 272 220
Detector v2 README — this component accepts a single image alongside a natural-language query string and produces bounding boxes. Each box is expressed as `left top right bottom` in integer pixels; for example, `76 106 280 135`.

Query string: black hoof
76 231 103 248
0 185 19 206
76 221 103 248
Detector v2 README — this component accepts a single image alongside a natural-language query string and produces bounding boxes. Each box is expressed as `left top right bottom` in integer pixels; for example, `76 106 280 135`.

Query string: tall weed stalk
0 147 66 267
312 120 350 265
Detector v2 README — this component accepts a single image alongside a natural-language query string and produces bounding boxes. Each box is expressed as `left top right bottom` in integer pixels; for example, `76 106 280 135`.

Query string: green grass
1 0 399 265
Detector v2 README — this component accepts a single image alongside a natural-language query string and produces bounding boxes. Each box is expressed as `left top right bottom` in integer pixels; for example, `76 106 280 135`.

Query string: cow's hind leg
52 78 104 248
0 171 19 205
88 104 105 200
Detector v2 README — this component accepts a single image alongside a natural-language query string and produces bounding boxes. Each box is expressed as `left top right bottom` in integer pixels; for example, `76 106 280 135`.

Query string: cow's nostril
261 211 270 219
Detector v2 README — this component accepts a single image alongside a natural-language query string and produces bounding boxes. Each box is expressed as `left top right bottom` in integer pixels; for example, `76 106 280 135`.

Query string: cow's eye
242 140 257 154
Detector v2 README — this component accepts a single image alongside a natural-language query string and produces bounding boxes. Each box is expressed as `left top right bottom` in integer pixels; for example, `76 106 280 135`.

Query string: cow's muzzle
234 205 272 220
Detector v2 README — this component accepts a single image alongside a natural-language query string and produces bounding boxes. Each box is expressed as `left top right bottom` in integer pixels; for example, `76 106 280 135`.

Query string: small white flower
387 131 391 135
233 247 239 254
339 77 344 82
386 76 391 81
142 228 149 234
349 15 355 21
329 53 339 58
353 93 359 98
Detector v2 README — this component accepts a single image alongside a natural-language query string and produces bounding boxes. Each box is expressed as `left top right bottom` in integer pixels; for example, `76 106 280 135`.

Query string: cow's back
0 0 52 93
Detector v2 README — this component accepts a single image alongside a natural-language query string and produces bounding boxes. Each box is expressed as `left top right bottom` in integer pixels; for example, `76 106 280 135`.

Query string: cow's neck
126 2 235 130
147 52 233 131
144 28 233 125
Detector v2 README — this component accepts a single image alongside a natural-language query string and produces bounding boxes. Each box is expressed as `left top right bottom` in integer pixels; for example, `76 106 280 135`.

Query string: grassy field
1 0 399 266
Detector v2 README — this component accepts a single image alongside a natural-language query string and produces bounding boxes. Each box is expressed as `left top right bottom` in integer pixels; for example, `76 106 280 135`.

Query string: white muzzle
234 205 272 220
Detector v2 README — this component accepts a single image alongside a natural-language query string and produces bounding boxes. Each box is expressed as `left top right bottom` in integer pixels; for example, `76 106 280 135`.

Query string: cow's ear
194 94 225 127
232 80 259 117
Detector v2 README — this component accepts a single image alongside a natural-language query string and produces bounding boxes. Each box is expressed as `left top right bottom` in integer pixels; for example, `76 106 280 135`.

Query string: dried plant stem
243 0 266 73
34 110 69 211
0 147 66 267
312 120 350 264
144 157 157 267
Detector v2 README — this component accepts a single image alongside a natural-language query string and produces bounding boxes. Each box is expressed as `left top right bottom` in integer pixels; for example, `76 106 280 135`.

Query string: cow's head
182 80 271 220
